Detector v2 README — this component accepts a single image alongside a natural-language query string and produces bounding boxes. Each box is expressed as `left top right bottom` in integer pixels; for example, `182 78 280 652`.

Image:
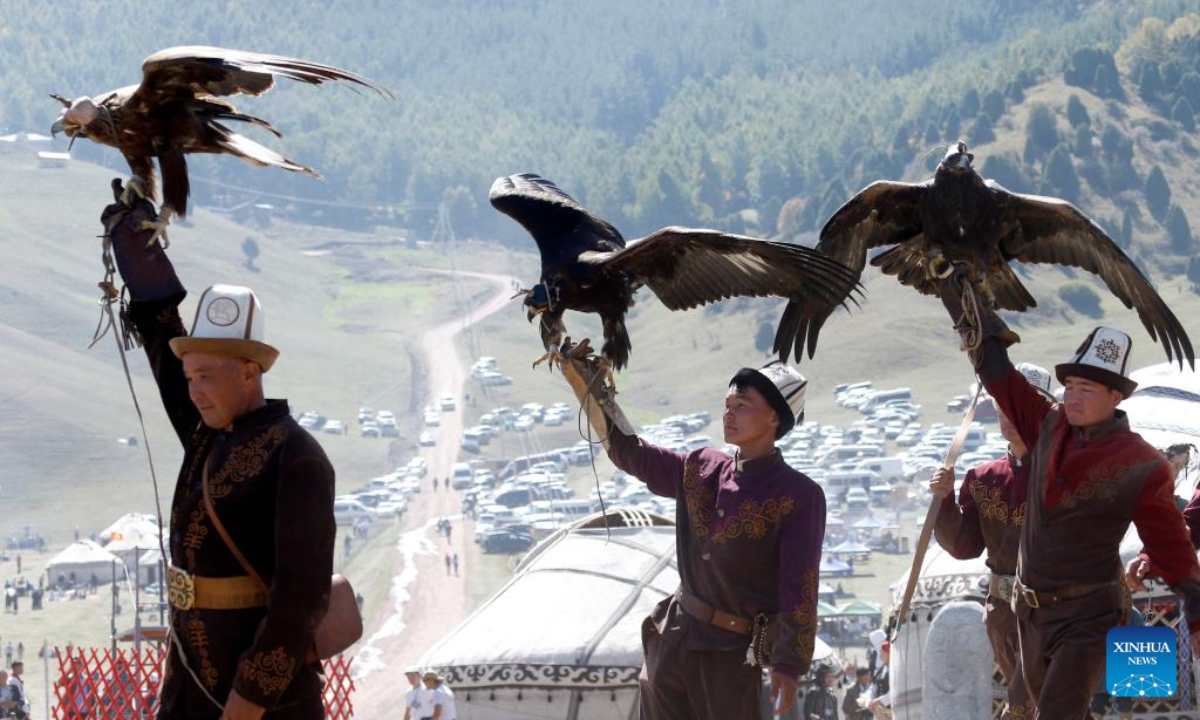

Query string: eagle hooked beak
521 284 551 322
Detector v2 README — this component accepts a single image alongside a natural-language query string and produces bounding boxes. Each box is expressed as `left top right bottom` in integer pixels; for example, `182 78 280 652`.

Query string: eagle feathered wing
990 181 1195 368
488 174 626 255
131 46 392 106
776 180 927 361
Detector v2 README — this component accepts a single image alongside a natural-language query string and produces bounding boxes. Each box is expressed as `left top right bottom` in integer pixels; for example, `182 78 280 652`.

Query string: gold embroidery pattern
791 569 819 661
711 497 796 543
1003 699 1034 719
185 615 219 689
1011 503 1027 527
683 461 714 540
182 508 209 569
207 425 288 500
969 480 1009 524
242 647 296 698
1058 463 1129 509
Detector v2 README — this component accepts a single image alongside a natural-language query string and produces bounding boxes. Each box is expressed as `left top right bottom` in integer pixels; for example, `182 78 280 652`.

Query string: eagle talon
121 176 147 205
140 218 170 249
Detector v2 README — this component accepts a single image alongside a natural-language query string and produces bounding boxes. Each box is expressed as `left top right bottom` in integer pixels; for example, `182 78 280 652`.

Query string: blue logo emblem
1106 626 1176 697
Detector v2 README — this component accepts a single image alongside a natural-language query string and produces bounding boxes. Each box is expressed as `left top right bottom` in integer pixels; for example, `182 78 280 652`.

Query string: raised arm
102 181 197 445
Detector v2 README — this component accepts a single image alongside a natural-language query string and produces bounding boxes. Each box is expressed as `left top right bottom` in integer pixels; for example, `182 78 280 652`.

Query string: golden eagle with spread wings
51 46 391 244
776 142 1194 368
490 173 862 372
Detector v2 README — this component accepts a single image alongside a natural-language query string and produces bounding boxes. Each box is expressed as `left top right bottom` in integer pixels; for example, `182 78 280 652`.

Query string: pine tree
1023 137 1039 165
1144 166 1172 220
1120 209 1134 249
961 88 981 118
1042 144 1081 202
1172 96 1197 132
1067 95 1091 128
1092 63 1118 99
1187 255 1200 292
1138 62 1165 103
943 107 962 139
1072 126 1094 159
1026 103 1059 155
983 90 1007 121
1167 204 1193 253
972 112 995 144
923 122 940 146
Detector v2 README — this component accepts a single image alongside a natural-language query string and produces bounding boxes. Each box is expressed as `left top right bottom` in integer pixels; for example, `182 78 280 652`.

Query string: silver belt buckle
992 574 1015 603
167 565 195 611
1019 583 1040 609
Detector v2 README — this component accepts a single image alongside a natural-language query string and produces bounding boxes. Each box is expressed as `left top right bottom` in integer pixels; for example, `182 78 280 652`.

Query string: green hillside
4 0 1200 250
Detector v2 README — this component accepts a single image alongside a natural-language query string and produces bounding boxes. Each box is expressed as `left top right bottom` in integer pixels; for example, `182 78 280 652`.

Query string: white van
852 457 905 483
451 462 473 489
845 487 870 512
858 388 914 413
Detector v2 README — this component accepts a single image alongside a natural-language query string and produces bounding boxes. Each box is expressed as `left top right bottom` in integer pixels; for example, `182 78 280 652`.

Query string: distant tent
817 601 842 618
101 514 164 568
45 540 121 585
852 516 885 529
838 600 883 618
829 539 872 556
825 515 845 527
818 583 838 600
819 556 852 577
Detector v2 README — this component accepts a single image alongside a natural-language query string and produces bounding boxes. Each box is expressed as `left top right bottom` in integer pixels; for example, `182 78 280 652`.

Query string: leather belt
1014 579 1118 609
678 590 752 635
990 573 1015 603
168 566 267 611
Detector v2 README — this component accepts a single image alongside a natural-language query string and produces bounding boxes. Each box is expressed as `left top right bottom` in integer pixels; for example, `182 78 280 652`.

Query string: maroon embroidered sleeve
606 428 684 499
1133 459 1200 587
934 468 986 560
233 453 336 708
770 481 827 678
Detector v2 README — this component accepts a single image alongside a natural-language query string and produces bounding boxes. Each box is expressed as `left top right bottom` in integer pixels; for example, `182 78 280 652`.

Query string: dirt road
352 268 517 716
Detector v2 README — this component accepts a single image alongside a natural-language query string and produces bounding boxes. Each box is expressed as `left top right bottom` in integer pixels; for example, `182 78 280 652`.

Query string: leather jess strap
679 590 753 635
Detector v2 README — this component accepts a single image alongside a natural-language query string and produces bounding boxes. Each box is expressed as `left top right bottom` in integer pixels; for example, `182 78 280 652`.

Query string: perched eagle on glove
776 142 1194 368
490 173 862 371
51 46 391 244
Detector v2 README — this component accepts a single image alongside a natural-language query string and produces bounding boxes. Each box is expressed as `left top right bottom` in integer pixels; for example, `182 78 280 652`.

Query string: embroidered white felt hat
1055 326 1137 399
169 285 280 372
730 360 807 439
1015 362 1054 401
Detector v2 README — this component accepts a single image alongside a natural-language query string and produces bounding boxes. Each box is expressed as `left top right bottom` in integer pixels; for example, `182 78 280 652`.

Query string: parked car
357 407 374 424
479 371 513 386
333 499 376 525
514 416 534 432
323 420 347 435
380 420 400 437
360 422 380 438
419 431 437 447
440 393 457 411
424 409 441 427
482 530 535 554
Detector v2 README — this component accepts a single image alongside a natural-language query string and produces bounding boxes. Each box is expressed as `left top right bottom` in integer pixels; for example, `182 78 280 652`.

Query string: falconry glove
939 272 1019 369
558 339 637 451
101 178 185 303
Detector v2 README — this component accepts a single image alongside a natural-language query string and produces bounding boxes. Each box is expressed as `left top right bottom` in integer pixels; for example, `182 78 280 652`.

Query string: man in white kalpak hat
928 362 1052 719
942 292 1200 719
101 183 335 720
560 350 825 719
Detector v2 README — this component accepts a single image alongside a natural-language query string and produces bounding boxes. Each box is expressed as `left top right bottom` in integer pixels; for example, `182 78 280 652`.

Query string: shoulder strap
201 456 268 590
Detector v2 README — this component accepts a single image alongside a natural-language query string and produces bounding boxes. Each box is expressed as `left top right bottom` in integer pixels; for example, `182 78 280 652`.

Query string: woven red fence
50 646 354 718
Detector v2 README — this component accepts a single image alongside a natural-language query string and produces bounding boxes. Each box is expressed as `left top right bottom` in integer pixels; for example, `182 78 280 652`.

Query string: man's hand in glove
938 268 1019 366
101 178 184 303
557 338 637 449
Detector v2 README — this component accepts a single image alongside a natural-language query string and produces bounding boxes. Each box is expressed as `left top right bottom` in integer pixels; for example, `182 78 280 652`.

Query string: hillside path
352 268 517 716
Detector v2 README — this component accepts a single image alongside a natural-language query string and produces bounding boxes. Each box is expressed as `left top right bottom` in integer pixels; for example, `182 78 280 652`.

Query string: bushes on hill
980 154 1029 193
1144 166 1172 220
1172 96 1197 131
971 113 996 144
1058 281 1104 318
983 89 1007 121
1027 103 1060 156
1065 48 1122 99
1187 255 1200 293
1042 145 1081 202
1067 95 1091 127
1167 204 1194 253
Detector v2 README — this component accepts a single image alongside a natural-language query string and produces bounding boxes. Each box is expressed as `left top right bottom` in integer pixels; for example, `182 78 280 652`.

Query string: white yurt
100 513 166 578
422 509 838 719
45 540 122 586
885 362 1200 719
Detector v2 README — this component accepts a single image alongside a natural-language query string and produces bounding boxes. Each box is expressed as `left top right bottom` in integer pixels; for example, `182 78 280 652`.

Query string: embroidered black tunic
131 296 336 716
